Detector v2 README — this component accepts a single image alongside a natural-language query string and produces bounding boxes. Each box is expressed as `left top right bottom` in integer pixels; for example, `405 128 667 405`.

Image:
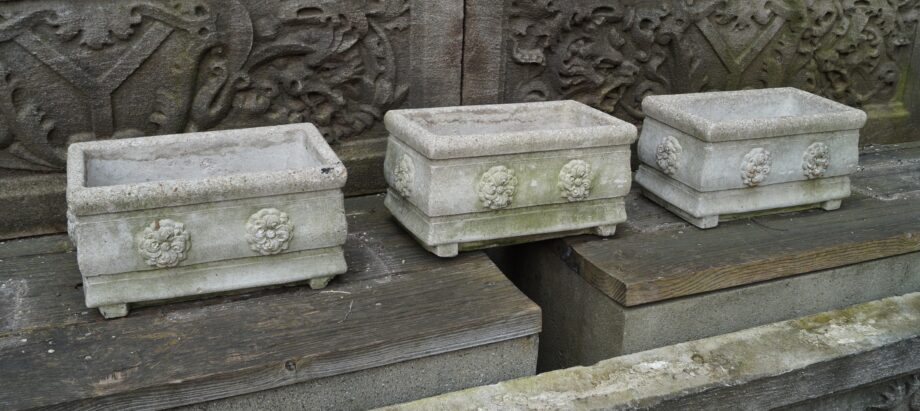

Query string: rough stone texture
0 0 462 239
384 292 920 410
67 123 348 316
493 244 920 372
382 101 636 256
178 336 538 411
635 88 866 228
462 0 920 146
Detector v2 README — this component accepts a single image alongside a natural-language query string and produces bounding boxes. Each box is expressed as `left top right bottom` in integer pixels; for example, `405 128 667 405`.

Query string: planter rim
642 87 867 142
384 100 637 159
67 123 346 216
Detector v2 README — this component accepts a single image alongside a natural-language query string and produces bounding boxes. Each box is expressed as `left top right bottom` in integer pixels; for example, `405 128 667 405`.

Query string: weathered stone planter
383 101 637 257
636 88 867 229
67 124 348 318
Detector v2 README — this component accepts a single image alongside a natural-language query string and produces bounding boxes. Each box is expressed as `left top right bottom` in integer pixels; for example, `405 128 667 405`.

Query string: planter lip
67 123 347 216
384 100 637 160
642 87 867 142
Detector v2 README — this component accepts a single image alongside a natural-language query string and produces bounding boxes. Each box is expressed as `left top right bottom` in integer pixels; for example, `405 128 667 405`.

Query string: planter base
385 190 626 257
84 246 347 318
636 165 850 229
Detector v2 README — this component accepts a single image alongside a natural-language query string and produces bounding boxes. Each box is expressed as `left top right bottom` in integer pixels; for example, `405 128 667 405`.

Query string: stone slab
385 292 920 410
0 194 541 410
179 336 537 411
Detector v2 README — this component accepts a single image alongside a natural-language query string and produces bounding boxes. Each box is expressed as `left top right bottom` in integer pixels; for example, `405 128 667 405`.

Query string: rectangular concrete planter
67 124 348 318
383 101 637 257
636 88 867 228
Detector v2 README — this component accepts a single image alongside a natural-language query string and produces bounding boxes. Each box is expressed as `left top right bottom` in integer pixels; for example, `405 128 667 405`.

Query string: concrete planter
67 124 348 318
383 101 637 257
636 88 867 229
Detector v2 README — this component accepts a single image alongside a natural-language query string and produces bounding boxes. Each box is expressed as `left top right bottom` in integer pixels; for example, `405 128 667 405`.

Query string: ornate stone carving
245 208 293 256
138 219 190 268
868 373 920 410
477 165 518 210
504 0 920 123
392 154 414 197
0 0 411 171
655 136 682 175
741 147 772 187
558 159 592 202
802 142 830 179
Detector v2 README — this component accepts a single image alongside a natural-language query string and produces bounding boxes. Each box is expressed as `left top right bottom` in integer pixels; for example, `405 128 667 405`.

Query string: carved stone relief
138 218 190 268
558 159 592 201
802 141 830 179
741 147 772 187
245 208 294 256
393 153 414 197
478 165 518 210
0 0 411 172
504 0 920 124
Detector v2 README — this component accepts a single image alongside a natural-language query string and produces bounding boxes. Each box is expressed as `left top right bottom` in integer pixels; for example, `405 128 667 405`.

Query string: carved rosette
392 154 414 197
741 148 773 187
558 159 593 202
802 142 830 179
478 165 518 210
656 136 682 175
138 219 191 268
245 208 294 256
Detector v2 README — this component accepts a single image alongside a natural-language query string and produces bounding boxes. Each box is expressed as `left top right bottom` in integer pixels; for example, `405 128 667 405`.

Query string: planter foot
309 275 335 290
99 303 128 319
594 224 617 237
821 199 842 211
429 243 459 258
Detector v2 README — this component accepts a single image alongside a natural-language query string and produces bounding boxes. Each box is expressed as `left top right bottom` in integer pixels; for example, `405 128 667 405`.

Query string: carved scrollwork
558 159 592 202
741 147 772 187
245 208 293 256
138 219 191 268
392 154 414 197
802 142 830 179
0 0 411 171
656 136 682 175
477 165 518 210
505 0 920 121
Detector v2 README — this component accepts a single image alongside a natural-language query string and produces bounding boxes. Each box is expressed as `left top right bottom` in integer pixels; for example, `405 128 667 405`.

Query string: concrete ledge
384 292 920 410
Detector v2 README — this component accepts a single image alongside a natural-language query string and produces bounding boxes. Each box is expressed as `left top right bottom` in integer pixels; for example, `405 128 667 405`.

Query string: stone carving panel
504 0 920 124
0 0 411 172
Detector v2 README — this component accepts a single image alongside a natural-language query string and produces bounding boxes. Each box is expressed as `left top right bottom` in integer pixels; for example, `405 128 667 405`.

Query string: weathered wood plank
559 146 920 307
0 195 541 410
568 195 920 306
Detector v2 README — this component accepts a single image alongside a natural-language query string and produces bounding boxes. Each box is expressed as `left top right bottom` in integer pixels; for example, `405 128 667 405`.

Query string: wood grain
0 194 541 410
564 190 920 307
